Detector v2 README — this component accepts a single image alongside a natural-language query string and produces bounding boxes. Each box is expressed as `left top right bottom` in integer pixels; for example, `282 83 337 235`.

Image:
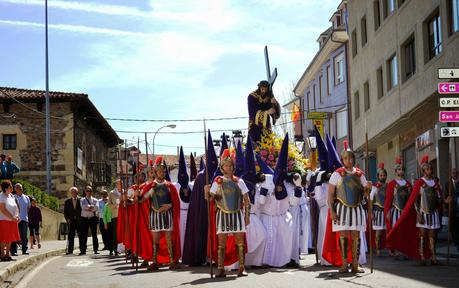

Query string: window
387 54 398 90
336 14 342 27
319 75 323 104
383 0 396 19
307 91 311 111
402 35 416 82
77 147 83 170
336 109 348 139
374 1 381 30
3 134 17 150
361 16 368 46
449 0 459 35
313 84 317 109
377 66 384 99
334 53 345 85
354 91 360 119
364 81 370 111
351 29 358 57
326 66 332 96
427 11 442 60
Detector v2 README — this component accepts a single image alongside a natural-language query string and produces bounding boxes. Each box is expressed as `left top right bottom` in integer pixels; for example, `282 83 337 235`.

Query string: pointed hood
199 156 205 172
256 154 274 175
273 133 289 186
235 140 245 177
243 137 256 179
314 126 329 172
206 130 218 178
326 134 342 172
332 136 337 149
219 132 229 156
163 160 171 182
177 147 189 189
189 153 197 181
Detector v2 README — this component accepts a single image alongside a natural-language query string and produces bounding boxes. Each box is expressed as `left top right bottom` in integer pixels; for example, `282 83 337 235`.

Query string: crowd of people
0 180 42 262
61 129 459 278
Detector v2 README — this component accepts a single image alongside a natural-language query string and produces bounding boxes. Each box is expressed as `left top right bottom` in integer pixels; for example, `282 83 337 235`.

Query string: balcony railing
89 162 112 186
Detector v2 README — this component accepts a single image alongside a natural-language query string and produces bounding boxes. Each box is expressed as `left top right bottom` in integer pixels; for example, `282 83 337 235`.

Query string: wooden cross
264 46 278 91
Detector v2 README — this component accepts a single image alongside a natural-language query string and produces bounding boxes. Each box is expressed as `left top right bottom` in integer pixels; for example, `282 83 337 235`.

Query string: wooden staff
124 139 130 264
135 137 140 271
203 120 213 278
365 131 374 273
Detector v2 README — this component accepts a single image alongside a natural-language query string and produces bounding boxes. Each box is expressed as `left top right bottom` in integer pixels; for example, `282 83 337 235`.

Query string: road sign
438 82 459 94
440 127 459 138
307 112 329 119
438 68 459 79
439 111 459 122
439 97 459 108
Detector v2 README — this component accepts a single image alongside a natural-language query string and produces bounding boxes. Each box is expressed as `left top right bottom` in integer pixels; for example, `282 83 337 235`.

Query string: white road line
15 256 60 288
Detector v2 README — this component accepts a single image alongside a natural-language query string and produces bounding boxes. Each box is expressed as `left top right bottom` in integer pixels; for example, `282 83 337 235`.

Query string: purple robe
182 171 208 265
247 91 280 144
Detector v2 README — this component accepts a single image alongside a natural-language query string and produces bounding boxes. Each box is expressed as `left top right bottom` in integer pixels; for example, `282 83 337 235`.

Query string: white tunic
286 182 310 264
257 174 294 267
174 181 194 255
245 190 267 267
314 183 331 266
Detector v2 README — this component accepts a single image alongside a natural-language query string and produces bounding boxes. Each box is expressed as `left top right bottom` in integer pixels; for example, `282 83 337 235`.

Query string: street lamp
232 130 244 147
294 135 305 154
152 124 176 160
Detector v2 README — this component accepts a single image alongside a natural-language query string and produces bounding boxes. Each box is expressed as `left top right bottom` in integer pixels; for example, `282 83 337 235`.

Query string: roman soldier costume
370 163 387 255
323 140 369 273
208 148 250 277
143 156 181 270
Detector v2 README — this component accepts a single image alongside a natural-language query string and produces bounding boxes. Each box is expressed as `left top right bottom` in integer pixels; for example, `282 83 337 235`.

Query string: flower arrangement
255 130 311 175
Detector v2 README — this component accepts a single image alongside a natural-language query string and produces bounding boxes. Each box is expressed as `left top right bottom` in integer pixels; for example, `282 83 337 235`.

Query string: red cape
130 183 147 255
207 200 246 266
138 181 181 264
117 200 126 245
322 166 364 267
386 178 436 260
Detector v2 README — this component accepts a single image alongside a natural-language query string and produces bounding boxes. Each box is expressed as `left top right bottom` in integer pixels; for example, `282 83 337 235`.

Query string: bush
11 179 60 211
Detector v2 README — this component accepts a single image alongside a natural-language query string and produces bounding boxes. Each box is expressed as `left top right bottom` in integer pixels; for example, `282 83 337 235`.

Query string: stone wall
38 203 66 241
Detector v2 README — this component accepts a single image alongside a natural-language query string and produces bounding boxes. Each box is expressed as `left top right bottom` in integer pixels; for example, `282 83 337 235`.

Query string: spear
365 131 374 273
204 120 214 278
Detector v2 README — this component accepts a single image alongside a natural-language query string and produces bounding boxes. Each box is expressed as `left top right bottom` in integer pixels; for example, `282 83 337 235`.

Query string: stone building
347 0 459 183
0 87 121 199
288 1 350 155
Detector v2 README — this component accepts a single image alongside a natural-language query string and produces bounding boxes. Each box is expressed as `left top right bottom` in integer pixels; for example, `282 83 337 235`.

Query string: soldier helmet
420 155 431 172
377 162 387 175
154 156 166 170
340 140 355 161
220 149 235 169
394 156 402 171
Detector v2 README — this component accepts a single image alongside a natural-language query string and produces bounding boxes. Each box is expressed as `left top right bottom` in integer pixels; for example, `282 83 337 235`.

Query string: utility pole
45 0 52 195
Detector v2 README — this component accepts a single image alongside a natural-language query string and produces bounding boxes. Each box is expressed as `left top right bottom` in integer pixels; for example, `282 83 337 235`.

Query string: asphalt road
12 252 459 288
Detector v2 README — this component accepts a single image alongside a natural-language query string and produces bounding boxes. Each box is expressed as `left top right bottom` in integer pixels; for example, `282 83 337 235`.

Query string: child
28 198 42 249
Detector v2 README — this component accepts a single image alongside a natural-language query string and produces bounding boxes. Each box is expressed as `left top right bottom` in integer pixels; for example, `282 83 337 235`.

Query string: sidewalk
0 238 95 283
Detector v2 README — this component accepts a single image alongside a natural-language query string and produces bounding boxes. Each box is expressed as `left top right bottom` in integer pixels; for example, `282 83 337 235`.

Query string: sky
0 0 338 156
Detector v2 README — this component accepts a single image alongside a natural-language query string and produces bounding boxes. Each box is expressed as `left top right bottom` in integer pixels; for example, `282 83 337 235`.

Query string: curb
0 247 66 283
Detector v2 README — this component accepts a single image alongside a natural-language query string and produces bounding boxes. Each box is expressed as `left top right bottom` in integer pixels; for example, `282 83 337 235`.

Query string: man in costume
143 156 181 270
325 140 372 273
175 147 193 255
256 134 299 268
241 137 267 267
384 157 412 259
444 168 459 251
182 131 217 266
247 80 280 144
386 155 442 265
370 163 387 256
205 148 251 277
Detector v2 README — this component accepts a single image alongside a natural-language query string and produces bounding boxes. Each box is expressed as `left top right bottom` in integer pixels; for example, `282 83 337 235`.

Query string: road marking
15 256 60 288
66 259 94 267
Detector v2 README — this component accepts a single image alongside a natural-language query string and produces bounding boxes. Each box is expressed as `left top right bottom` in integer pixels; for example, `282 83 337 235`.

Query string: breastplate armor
374 184 386 208
420 185 438 215
336 173 364 207
393 184 410 211
216 178 242 213
151 183 172 212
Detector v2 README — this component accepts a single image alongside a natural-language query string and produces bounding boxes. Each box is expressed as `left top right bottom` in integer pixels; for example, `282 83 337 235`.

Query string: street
12 252 459 288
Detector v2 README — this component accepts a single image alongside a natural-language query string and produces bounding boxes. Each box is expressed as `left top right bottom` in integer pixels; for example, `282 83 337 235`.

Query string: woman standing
0 180 20 261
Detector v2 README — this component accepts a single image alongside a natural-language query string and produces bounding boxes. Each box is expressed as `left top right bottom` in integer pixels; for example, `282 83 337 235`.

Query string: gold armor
419 185 439 214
